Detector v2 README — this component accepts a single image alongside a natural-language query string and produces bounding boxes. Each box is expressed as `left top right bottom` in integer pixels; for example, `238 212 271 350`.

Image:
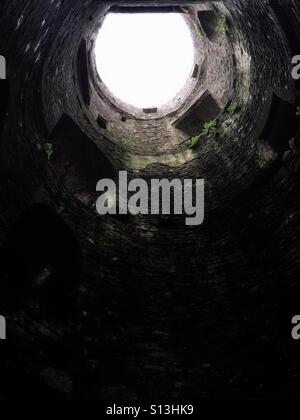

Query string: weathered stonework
0 0 299 400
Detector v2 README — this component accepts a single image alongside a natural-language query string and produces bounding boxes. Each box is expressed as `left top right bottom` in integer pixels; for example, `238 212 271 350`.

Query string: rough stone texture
0 0 299 400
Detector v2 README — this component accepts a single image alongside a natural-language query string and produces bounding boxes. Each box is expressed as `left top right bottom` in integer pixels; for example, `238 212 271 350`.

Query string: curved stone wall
0 0 299 400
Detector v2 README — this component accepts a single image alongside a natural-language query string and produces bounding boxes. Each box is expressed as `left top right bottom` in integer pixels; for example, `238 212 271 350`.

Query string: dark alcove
173 90 221 136
260 94 297 154
0 79 9 138
0 204 82 299
48 113 116 206
197 9 219 42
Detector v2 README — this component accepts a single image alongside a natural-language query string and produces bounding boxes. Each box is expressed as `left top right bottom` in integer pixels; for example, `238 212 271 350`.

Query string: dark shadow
97 114 107 130
173 90 221 136
269 2 300 56
192 64 199 79
77 39 90 106
0 204 82 309
232 156 282 209
48 113 116 206
198 10 219 42
143 107 158 115
0 79 9 138
260 94 297 154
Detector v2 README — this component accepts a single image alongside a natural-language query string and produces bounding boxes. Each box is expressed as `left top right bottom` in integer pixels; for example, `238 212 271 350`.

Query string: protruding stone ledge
172 90 221 137
48 114 116 205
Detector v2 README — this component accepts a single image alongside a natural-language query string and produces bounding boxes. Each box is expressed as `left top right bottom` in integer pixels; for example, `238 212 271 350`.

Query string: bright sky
95 13 195 109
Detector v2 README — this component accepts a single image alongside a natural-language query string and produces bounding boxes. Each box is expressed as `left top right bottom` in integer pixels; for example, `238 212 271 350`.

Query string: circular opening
95 13 195 109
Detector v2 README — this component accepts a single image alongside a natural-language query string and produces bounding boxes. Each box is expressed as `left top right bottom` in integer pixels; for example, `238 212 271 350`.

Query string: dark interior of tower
0 0 300 403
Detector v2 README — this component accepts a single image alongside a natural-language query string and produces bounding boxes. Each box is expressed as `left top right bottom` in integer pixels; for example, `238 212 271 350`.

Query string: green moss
228 101 239 114
217 15 229 33
44 143 54 161
186 133 204 149
186 119 221 149
194 23 204 39
202 120 219 136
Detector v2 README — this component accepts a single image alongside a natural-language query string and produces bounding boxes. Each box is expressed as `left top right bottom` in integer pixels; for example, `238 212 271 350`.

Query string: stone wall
0 0 299 400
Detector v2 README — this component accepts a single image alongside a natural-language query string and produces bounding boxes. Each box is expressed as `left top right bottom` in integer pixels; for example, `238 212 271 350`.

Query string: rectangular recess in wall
192 64 199 79
97 114 108 129
143 107 158 114
173 89 221 137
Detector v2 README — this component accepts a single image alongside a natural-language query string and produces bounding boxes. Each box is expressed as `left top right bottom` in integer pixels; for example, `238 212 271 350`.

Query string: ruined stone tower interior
0 0 300 401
